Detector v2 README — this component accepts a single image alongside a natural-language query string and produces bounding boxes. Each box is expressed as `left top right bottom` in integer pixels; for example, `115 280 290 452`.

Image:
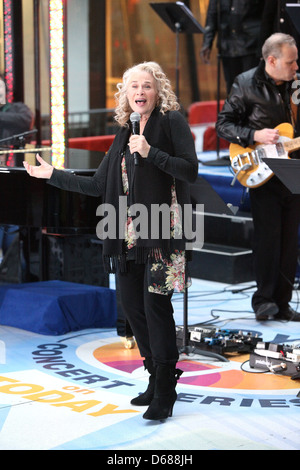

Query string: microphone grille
130 112 141 123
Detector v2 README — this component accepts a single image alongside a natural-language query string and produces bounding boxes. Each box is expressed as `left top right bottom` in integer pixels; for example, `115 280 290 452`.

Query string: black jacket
202 0 265 58
50 108 198 199
216 59 300 148
49 108 198 270
0 102 33 142
259 0 300 47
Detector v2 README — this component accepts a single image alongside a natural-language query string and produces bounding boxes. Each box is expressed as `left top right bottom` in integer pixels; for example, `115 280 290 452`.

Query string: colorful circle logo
88 339 299 392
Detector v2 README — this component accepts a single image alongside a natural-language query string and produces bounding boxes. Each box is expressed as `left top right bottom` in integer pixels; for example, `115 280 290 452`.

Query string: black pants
115 273 134 337
118 261 179 366
222 54 259 94
249 177 300 312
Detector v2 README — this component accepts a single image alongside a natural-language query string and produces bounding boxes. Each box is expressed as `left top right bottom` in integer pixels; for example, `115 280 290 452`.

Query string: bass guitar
229 123 300 188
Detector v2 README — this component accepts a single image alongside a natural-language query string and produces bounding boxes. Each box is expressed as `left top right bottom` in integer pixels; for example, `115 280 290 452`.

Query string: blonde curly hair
114 61 180 127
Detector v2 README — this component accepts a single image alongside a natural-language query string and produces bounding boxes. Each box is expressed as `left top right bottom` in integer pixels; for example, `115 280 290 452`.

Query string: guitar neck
283 137 300 154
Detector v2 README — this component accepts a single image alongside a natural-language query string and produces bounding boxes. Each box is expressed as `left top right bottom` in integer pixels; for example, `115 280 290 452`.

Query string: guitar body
229 123 294 188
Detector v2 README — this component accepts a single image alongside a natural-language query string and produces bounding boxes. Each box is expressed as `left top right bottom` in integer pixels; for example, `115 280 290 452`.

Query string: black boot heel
168 403 174 418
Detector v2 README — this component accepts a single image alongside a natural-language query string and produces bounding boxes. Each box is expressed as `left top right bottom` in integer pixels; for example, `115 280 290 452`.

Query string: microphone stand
0 129 38 149
0 129 38 167
202 0 230 167
150 2 207 357
175 21 181 100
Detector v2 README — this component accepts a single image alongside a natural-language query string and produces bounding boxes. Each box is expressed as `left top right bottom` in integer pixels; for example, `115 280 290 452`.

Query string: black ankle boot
143 365 183 420
131 358 156 406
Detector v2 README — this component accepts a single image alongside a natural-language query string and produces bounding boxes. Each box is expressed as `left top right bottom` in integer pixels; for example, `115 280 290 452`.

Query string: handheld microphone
130 112 141 166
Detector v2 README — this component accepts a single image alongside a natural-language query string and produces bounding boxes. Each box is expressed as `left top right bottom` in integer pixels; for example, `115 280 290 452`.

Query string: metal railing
41 108 117 140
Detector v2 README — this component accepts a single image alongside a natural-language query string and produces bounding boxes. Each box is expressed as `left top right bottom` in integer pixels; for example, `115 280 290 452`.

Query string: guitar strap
290 96 298 128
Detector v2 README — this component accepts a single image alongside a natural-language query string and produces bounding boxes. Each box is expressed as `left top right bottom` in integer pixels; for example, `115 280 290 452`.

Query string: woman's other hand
23 154 54 179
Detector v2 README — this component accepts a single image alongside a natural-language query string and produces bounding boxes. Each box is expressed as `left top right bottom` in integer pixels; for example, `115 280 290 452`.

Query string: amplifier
176 325 261 356
249 342 300 379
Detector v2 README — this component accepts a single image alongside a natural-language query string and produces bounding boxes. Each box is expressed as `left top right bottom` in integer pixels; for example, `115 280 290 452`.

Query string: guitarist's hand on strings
254 128 279 145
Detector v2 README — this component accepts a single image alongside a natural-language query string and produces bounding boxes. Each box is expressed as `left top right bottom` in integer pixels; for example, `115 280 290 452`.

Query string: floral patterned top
121 154 190 295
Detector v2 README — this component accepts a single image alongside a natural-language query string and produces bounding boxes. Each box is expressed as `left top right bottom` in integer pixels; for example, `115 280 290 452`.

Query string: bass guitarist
216 33 300 321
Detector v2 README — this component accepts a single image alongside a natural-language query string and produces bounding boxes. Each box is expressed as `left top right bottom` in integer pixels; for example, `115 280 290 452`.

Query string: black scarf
101 107 186 272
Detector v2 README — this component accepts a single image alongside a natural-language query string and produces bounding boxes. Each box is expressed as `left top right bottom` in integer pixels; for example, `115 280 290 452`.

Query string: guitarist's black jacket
216 59 300 153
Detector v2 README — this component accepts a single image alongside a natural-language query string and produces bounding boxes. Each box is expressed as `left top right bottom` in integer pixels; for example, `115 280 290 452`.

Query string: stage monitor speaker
0 234 23 283
44 234 109 287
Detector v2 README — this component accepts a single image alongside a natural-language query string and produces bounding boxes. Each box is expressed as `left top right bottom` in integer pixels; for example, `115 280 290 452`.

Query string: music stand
286 4 300 35
263 0 300 184
262 158 300 194
176 175 235 361
150 2 204 99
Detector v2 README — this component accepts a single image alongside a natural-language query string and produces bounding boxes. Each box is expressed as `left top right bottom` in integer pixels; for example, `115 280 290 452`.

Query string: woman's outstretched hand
23 154 54 179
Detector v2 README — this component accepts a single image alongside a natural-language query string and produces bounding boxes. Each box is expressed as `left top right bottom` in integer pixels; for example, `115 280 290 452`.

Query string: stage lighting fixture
49 0 66 168
3 0 13 103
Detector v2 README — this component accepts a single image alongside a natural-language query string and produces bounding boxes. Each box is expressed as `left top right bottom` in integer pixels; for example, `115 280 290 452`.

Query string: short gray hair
262 33 297 60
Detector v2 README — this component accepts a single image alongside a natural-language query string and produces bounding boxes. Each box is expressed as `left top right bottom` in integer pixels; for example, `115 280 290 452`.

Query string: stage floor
0 276 299 452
